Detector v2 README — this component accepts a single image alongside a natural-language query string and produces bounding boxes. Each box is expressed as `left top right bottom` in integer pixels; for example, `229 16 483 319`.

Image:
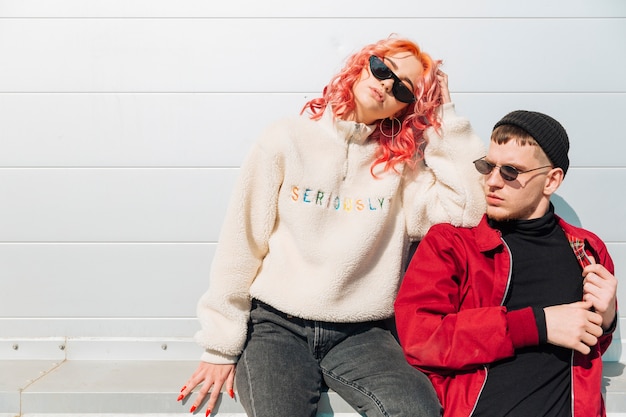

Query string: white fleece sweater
195 103 486 364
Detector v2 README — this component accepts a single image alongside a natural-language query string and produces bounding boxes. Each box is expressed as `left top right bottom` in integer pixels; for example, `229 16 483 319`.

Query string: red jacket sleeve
394 224 539 373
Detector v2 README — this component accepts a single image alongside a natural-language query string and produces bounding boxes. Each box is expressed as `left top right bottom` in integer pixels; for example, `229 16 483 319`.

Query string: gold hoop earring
379 117 402 139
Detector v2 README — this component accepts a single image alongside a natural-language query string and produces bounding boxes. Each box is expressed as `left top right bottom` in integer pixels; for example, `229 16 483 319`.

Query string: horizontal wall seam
0 16 625 20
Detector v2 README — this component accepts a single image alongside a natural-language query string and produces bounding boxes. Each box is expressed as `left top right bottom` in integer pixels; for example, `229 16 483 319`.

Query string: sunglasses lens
500 166 519 181
474 159 494 175
474 159 520 181
369 56 392 80
393 83 416 104
369 56 416 104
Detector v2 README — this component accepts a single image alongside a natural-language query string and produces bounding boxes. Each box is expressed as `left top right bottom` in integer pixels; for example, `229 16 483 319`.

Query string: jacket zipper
468 236 514 417
499 238 514 306
569 350 575 416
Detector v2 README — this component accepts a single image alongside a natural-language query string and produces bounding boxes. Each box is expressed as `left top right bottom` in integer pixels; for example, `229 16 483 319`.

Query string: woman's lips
370 87 384 102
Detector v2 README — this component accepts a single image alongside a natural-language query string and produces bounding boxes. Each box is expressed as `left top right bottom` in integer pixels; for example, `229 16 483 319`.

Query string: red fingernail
180 385 187 392
189 405 197 413
177 394 184 402
228 388 235 398
205 409 211 417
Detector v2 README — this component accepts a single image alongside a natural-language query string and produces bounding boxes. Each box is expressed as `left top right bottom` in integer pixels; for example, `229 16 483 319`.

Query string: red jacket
395 214 615 417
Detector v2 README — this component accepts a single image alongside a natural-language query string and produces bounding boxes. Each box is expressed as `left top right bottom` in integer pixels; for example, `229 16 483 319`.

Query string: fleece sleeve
194 128 284 364
402 103 486 240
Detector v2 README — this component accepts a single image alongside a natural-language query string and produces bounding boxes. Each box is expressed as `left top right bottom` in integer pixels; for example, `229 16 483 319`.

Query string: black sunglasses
473 158 552 182
368 56 417 104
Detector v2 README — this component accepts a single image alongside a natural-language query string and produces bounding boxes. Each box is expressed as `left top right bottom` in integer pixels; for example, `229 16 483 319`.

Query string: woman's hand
178 362 236 415
437 70 451 104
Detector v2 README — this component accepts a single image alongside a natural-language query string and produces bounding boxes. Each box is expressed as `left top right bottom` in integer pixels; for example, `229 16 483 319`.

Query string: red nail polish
180 385 187 392
189 405 197 413
205 409 211 417
228 388 235 398
177 394 184 402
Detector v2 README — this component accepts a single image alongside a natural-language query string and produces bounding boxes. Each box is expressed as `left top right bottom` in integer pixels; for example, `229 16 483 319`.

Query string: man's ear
544 167 564 196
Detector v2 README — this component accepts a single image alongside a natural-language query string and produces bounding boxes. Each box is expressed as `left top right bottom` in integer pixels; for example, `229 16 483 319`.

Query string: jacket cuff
506 307 540 348
604 313 618 335
532 306 548 344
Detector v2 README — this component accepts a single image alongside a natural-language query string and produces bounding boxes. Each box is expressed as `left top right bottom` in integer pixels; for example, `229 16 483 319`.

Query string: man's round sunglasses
473 158 552 182
368 56 417 104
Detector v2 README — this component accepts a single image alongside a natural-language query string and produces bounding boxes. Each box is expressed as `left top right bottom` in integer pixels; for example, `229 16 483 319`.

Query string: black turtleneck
473 208 583 417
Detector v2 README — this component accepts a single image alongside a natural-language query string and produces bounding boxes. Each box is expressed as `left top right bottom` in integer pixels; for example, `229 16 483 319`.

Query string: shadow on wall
552 194 582 227
603 362 626 396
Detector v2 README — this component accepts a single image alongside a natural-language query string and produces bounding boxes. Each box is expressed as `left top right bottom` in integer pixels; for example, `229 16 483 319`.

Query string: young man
394 110 617 417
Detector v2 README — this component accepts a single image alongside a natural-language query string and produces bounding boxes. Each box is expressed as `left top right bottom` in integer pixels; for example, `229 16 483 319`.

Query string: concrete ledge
3 359 626 416
2 335 626 416
1 360 360 416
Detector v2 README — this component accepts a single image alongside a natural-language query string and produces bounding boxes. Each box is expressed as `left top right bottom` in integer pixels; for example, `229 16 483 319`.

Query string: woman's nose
380 78 394 92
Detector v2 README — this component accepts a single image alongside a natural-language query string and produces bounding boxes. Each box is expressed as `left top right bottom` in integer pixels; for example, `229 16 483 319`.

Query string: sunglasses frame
368 56 417 104
473 158 552 182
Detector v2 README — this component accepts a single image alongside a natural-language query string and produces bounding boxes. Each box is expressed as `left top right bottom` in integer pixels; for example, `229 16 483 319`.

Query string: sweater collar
320 108 375 144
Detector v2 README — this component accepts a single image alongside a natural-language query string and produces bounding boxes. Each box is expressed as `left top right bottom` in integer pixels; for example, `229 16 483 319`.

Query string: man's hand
544 300 603 354
582 258 617 331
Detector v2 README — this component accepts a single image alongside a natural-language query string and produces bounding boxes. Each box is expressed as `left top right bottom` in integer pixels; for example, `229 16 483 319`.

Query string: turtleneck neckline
488 204 557 237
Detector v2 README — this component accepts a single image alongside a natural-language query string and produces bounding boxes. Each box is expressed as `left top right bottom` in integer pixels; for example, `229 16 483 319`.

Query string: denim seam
314 321 322 360
240 350 258 417
321 368 388 417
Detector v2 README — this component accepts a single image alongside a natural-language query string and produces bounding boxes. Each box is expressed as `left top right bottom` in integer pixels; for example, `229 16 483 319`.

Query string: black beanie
493 110 570 175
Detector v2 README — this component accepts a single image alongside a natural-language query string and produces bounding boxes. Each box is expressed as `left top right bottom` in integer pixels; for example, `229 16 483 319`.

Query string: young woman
178 35 486 417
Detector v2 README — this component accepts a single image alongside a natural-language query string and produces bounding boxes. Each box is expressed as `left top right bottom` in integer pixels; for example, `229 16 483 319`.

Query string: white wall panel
0 169 236 241
0 317 199 338
0 93 305 167
555 168 626 242
612 243 626 305
0 0 623 346
1 93 624 167
0 19 624 93
0 243 213 318
453 93 626 168
0 0 624 18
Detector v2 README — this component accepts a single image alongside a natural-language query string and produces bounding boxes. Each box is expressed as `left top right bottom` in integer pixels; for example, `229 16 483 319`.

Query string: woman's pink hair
302 36 442 174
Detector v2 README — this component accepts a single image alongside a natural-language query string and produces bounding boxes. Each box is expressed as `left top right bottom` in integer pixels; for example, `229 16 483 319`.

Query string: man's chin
486 207 511 222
